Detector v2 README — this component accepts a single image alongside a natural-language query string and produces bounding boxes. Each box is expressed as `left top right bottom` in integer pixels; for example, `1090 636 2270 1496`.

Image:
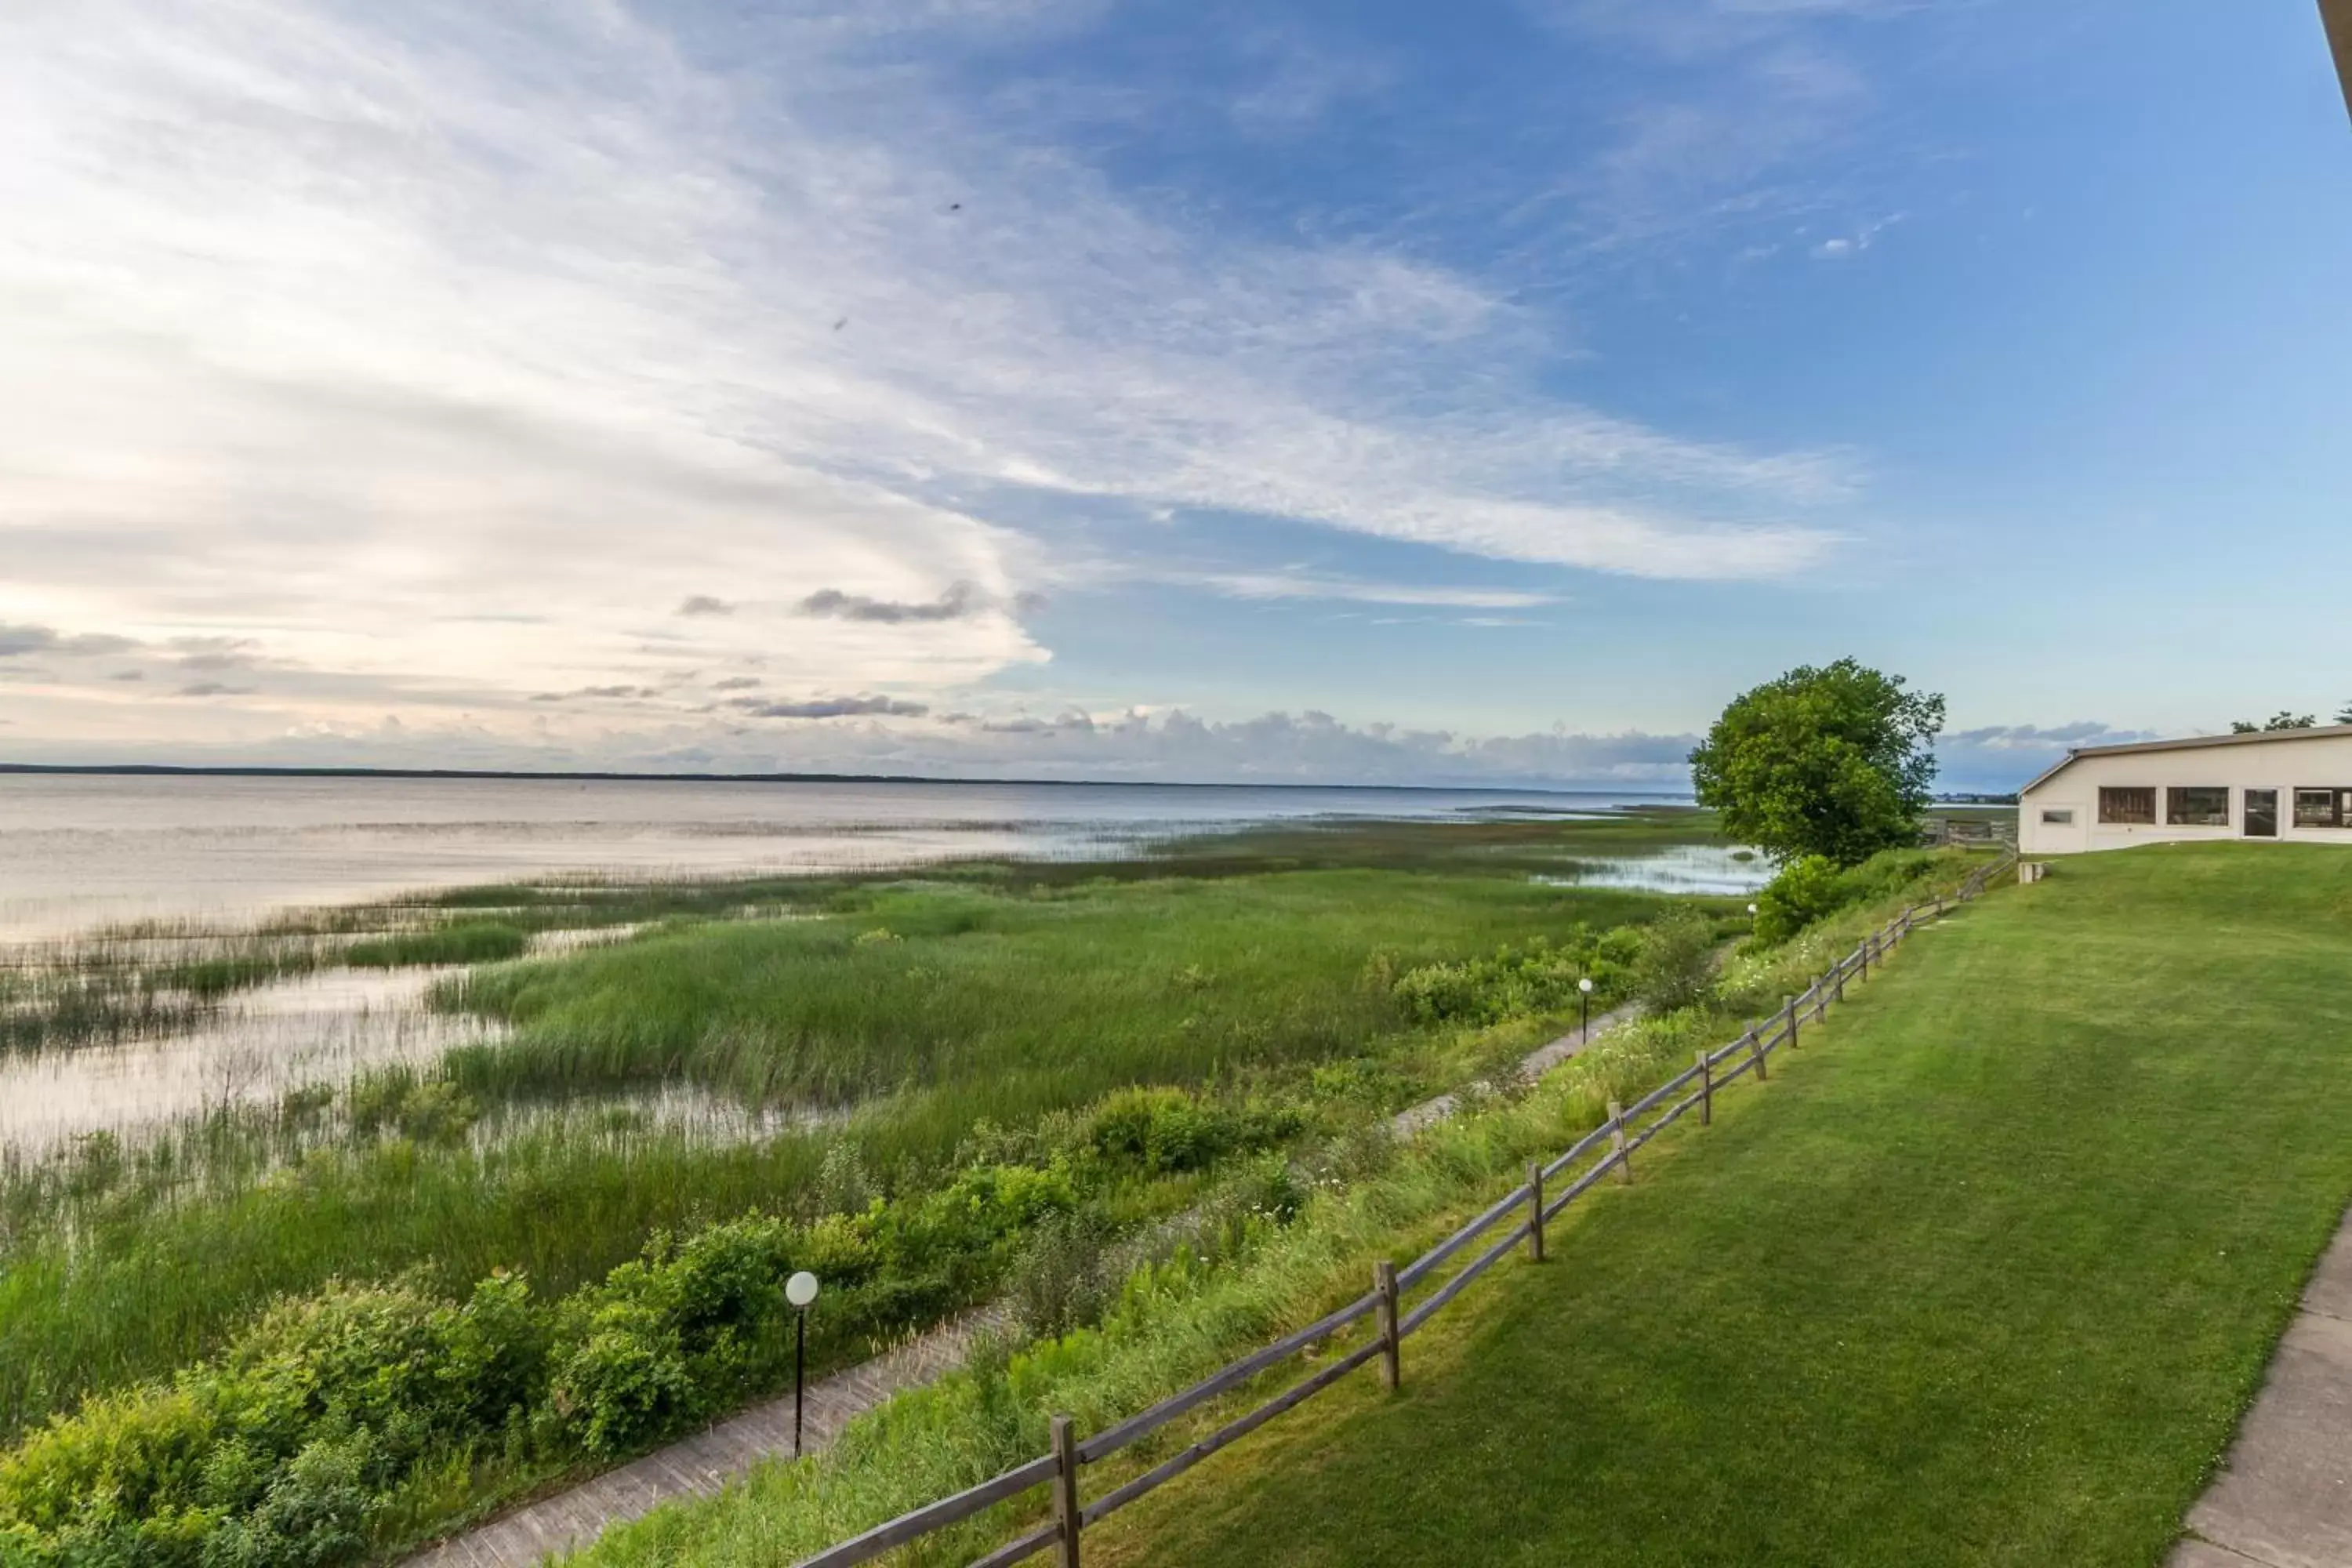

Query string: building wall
2020 734 2352 855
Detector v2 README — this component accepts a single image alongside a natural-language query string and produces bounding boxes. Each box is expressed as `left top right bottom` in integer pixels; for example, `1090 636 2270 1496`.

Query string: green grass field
1073 844 2352 1566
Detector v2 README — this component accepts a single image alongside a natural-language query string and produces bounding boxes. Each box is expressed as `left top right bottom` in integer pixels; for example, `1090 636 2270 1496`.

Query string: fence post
1526 1161 1545 1263
1051 1415 1082 1568
1784 993 1798 1049
1748 1027 1768 1082
1375 1261 1401 1391
1834 953 1848 1004
1696 1048 1713 1125
1608 1099 1632 1185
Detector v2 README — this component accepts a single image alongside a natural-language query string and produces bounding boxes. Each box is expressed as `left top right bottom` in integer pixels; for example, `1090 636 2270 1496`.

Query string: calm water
0 774 1674 942
0 773 1697 1156
1536 843 1774 897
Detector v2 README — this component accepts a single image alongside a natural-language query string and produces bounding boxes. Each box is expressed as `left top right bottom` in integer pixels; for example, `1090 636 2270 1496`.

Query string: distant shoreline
0 763 1683 797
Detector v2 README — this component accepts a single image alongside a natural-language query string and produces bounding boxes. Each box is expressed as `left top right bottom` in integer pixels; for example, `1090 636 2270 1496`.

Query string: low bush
1753 848 1953 947
1390 926 1639 1029
1628 907 1718 1013
1083 1089 1302 1177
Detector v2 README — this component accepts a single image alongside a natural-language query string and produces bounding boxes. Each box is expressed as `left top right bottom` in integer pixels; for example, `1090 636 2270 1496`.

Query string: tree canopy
1689 659 1945 866
2230 711 2320 734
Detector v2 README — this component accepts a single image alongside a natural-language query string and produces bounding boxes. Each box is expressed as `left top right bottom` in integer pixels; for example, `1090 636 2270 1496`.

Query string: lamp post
1577 975 1593 1041
787 1270 820 1456
1746 901 1759 926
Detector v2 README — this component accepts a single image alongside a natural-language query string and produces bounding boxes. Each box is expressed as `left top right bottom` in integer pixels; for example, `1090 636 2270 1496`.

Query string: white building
2018 726 2352 855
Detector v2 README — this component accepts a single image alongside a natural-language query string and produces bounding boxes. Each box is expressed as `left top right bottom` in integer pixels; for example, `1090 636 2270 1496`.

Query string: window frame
2293 788 2351 829
2039 808 2074 826
2165 786 2232 828
2097 786 2157 826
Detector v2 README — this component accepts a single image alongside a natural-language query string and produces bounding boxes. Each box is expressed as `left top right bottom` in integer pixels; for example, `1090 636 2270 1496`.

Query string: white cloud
0 0 1863 754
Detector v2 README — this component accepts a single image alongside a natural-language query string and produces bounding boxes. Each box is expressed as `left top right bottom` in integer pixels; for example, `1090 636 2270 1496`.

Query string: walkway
2171 1210 2352 1567
405 1006 1642 1567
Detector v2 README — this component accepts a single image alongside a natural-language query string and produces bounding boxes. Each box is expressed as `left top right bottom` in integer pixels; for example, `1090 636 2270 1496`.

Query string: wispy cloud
0 0 1882 758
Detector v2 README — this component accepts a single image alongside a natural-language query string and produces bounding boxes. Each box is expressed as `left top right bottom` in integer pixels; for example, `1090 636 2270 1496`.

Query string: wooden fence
795 848 2022 1568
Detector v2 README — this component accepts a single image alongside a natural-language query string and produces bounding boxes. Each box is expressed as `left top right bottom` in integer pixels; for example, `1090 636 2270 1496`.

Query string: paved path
1387 998 1643 1138
406 1007 1642 1567
2170 1209 2352 1568
405 1306 1011 1568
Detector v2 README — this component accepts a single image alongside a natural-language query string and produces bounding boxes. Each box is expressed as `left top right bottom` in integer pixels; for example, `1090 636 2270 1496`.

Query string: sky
2 0 2348 793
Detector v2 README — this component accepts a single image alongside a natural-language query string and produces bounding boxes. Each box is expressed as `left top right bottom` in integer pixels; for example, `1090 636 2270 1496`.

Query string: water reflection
0 966 487 1157
1535 843 1774 896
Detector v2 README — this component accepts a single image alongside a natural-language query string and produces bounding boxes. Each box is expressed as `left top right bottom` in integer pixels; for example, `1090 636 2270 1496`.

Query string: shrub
1390 929 1632 1030
1007 1210 1112 1340
1629 908 1717 1014
1755 855 1846 946
1753 847 1948 947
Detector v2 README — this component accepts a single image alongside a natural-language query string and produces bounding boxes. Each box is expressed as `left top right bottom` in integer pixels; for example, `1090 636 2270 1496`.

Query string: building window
2294 789 2351 828
2166 786 2230 826
2099 787 2157 825
2040 808 2074 826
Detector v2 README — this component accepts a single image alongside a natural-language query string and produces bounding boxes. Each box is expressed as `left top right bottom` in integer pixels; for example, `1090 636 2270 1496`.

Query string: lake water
0 773 1705 1158
0 774 1678 943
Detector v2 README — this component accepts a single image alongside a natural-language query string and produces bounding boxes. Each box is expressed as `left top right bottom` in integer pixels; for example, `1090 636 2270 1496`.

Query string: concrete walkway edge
2169 1206 2352 1568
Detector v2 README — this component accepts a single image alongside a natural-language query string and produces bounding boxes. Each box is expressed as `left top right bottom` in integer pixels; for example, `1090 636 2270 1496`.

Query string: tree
2338 702 2352 726
2230 711 2319 734
1689 659 1944 866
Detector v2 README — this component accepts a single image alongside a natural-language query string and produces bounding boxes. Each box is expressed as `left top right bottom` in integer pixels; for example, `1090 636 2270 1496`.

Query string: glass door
2244 789 2278 838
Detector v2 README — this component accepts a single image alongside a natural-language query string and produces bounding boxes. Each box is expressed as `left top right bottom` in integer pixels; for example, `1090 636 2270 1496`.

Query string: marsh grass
0 864 1694 1442
441 870 1692 1112
0 812 1744 1484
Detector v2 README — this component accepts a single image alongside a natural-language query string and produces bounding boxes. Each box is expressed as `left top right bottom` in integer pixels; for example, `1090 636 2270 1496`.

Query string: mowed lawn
1087 845 2352 1567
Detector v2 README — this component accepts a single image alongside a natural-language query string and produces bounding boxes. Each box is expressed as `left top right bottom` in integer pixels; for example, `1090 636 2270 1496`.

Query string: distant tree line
2230 703 2352 734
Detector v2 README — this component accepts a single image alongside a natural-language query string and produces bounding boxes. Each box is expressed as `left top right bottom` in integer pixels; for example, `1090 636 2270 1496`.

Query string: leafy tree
2337 702 2352 726
1689 659 1944 866
2230 711 2319 734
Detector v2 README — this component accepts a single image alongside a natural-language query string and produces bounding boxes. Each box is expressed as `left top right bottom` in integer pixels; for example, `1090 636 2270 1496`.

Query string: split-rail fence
795 848 2022 1568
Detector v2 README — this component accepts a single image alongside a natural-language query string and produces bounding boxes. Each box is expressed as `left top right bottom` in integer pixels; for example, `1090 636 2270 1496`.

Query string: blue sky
1 0 2347 790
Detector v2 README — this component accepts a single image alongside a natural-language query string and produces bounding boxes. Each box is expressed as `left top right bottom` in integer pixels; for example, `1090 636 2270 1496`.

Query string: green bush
0 1078 1316 1564
1390 928 1635 1029
1754 848 1948 947
1628 908 1717 1014
1007 1210 1114 1340
1082 1090 1300 1178
1755 855 1846 945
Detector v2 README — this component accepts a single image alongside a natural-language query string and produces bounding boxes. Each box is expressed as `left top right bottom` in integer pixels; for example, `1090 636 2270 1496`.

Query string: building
2018 726 2352 855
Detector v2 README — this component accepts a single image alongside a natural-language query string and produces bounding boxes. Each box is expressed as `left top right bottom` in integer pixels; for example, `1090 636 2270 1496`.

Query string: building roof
2020 724 2352 797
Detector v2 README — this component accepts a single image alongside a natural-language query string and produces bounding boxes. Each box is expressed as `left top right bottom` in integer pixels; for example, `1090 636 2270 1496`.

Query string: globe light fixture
787 1271 821 1454
1577 975 1594 1039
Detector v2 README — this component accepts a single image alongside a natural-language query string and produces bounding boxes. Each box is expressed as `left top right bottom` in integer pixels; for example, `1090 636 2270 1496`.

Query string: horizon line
0 761 1700 796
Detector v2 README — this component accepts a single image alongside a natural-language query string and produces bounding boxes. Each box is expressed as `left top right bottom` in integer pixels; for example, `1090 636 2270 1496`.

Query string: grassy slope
1084 845 2352 1567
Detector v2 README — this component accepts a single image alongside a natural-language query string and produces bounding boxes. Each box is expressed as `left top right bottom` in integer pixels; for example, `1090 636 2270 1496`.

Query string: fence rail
793 848 2020 1568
